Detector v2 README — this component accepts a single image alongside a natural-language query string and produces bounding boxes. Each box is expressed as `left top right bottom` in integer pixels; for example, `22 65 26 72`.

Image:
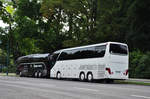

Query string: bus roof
16 53 50 64
17 53 50 59
54 42 127 53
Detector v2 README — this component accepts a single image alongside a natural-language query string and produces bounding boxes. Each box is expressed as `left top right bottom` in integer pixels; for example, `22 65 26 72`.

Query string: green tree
129 50 143 78
126 0 150 51
135 52 150 78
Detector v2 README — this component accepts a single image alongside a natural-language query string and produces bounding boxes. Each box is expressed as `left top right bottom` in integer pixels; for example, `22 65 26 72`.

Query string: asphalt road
0 76 150 99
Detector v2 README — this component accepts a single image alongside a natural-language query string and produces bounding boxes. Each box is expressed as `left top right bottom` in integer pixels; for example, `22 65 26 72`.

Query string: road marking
73 87 99 92
131 95 150 99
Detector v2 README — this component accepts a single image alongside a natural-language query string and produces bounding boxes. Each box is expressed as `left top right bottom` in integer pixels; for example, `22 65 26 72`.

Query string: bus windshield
109 44 128 55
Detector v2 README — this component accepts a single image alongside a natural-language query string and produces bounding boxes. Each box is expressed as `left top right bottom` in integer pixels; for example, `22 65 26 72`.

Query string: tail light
106 68 113 75
125 69 128 75
123 69 128 75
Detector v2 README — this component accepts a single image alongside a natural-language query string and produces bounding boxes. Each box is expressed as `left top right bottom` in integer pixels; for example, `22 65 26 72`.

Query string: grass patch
0 73 17 77
115 80 150 86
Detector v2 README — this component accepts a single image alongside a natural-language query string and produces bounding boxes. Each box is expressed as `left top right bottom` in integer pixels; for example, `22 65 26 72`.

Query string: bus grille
98 64 105 78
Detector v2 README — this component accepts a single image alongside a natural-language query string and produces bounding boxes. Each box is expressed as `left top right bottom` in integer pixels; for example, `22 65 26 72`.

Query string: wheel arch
79 71 85 77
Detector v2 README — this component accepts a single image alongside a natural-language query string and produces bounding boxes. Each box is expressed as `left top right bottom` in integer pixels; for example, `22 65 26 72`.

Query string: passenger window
109 44 127 55
52 53 59 61
58 45 106 60
95 45 106 57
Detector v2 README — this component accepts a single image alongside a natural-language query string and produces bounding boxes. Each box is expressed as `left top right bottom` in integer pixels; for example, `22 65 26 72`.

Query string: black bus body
16 54 51 78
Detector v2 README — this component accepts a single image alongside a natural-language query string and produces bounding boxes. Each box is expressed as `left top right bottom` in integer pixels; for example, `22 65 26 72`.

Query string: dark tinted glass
52 53 59 62
110 44 128 55
78 47 99 59
58 51 68 60
95 45 106 57
58 45 106 61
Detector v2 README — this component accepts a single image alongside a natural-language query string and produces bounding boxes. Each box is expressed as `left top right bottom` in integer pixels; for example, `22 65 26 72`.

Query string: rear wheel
79 73 85 81
34 71 38 78
38 71 42 78
87 73 93 82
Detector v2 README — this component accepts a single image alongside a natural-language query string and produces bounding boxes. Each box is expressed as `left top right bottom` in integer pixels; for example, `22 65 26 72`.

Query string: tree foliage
0 0 150 75
130 51 150 79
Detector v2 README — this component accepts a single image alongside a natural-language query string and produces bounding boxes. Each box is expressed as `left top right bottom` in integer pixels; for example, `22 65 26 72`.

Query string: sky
0 20 8 28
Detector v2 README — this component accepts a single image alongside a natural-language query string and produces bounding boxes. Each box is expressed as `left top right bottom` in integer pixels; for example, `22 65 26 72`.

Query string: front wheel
19 71 23 77
56 72 61 80
79 73 85 81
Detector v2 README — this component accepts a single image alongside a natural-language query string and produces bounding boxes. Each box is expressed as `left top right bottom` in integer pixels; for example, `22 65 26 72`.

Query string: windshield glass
109 44 128 55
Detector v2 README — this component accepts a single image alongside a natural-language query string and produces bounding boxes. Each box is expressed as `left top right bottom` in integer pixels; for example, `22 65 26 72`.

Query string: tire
87 73 93 82
38 71 42 78
34 71 38 78
56 72 61 80
79 73 85 81
19 71 23 77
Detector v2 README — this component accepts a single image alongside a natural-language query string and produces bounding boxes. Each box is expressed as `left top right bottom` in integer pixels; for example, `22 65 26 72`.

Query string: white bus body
50 42 129 81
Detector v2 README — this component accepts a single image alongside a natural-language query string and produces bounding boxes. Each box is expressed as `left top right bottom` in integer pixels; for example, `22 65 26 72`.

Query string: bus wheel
38 72 42 78
19 71 23 77
79 72 85 81
34 72 38 78
56 72 61 80
87 73 93 82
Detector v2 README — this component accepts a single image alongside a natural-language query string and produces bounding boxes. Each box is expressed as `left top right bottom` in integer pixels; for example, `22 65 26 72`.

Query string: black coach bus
16 54 51 78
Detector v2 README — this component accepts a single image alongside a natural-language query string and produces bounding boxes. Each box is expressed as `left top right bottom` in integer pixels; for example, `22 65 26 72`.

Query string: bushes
129 50 143 78
1 65 16 73
129 51 150 79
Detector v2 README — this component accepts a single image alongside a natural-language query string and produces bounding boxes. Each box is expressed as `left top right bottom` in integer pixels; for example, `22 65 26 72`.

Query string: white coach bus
50 42 129 82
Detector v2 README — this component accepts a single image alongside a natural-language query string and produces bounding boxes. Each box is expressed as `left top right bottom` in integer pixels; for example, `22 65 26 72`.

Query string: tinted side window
58 50 77 60
110 44 127 55
78 47 95 59
58 50 79 60
68 50 77 60
58 45 106 61
58 51 67 61
95 45 106 57
73 49 81 59
52 53 59 62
